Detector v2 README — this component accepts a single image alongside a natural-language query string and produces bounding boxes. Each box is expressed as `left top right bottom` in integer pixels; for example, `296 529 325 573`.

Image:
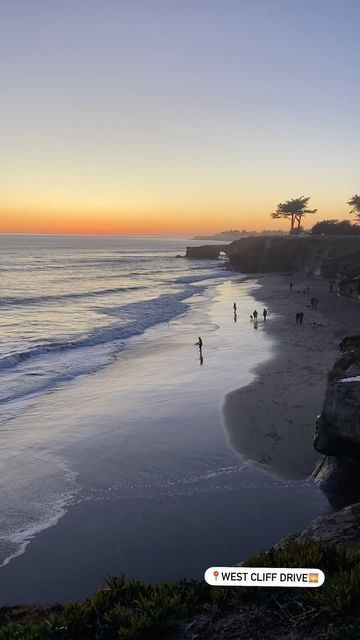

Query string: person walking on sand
314 298 319 310
196 336 203 350
253 309 258 320
263 308 268 320
310 297 315 309
295 312 300 324
299 311 304 325
233 302 237 313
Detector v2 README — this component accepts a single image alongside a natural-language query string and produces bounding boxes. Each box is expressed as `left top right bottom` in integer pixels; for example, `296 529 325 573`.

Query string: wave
171 270 229 285
0 286 203 377
0 285 145 308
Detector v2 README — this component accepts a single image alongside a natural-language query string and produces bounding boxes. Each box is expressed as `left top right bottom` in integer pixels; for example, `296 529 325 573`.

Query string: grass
1 541 360 639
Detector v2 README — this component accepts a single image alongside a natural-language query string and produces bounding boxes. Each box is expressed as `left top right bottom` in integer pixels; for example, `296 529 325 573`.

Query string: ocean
0 234 226 421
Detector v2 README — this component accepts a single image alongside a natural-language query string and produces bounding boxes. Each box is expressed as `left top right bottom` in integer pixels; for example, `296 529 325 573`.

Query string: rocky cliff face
279 502 360 550
227 235 360 275
314 336 360 507
186 235 360 279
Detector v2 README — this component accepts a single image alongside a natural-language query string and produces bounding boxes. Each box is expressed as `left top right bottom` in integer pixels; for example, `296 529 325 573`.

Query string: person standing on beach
299 311 304 325
233 302 237 313
310 297 315 309
295 312 300 324
263 308 268 320
314 298 319 310
253 310 258 320
197 336 203 350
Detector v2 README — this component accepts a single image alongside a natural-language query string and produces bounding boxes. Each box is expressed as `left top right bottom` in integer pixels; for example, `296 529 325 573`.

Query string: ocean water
0 234 231 571
0 234 226 420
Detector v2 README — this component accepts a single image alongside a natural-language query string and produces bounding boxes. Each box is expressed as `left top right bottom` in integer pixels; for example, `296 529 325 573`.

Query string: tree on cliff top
348 194 360 222
271 196 317 232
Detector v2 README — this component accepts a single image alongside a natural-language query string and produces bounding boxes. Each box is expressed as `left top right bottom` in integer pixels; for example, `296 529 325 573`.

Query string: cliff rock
279 502 360 550
313 336 360 507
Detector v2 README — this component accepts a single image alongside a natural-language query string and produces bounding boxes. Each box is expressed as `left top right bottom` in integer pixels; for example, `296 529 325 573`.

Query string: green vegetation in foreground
1 541 360 639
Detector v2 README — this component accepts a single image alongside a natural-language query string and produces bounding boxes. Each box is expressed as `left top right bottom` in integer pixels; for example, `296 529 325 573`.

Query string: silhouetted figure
263 308 268 320
197 336 203 350
310 297 315 309
290 282 293 291
253 310 258 320
314 298 319 310
295 312 300 324
233 302 237 313
299 311 304 325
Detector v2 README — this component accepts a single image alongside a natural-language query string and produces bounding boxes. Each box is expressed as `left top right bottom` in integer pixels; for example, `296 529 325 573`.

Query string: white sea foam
0 453 79 568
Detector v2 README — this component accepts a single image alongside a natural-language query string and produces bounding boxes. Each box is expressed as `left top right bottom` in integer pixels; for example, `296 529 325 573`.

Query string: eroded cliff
314 336 360 507
186 235 360 281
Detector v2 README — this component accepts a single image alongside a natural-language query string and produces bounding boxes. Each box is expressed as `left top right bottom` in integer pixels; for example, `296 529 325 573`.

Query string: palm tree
348 194 360 222
271 196 317 232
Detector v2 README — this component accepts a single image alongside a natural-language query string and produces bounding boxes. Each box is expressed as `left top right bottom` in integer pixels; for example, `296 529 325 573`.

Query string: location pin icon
213 570 219 581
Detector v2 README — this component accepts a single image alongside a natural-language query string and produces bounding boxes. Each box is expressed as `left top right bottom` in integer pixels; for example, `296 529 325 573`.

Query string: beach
0 273 331 605
224 273 355 480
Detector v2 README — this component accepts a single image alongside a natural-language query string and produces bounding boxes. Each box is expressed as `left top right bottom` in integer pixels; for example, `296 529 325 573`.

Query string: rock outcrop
279 502 360 550
313 336 360 507
185 244 227 259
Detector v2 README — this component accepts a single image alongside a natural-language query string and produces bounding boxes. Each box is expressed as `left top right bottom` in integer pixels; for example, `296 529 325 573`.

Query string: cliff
228 235 360 275
313 336 360 507
279 502 360 551
186 235 360 282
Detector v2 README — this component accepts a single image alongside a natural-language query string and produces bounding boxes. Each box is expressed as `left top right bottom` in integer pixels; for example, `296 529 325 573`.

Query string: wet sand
224 273 359 479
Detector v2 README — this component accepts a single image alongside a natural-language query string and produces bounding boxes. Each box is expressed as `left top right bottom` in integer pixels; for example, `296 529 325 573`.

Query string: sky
0 0 359 235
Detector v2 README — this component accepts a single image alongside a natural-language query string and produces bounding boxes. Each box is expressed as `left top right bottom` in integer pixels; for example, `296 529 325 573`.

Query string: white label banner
204 567 325 587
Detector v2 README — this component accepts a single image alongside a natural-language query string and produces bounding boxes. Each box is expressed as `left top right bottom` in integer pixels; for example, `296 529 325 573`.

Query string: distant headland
193 229 285 241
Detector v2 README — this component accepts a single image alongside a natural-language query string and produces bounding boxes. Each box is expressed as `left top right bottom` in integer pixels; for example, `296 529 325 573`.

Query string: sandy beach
224 273 358 479
0 275 331 605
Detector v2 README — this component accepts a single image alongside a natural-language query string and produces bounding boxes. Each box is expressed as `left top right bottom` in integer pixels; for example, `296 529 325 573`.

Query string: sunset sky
1 0 359 235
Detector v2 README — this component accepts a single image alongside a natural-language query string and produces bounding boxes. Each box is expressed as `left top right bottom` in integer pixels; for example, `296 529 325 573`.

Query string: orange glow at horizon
0 200 349 236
